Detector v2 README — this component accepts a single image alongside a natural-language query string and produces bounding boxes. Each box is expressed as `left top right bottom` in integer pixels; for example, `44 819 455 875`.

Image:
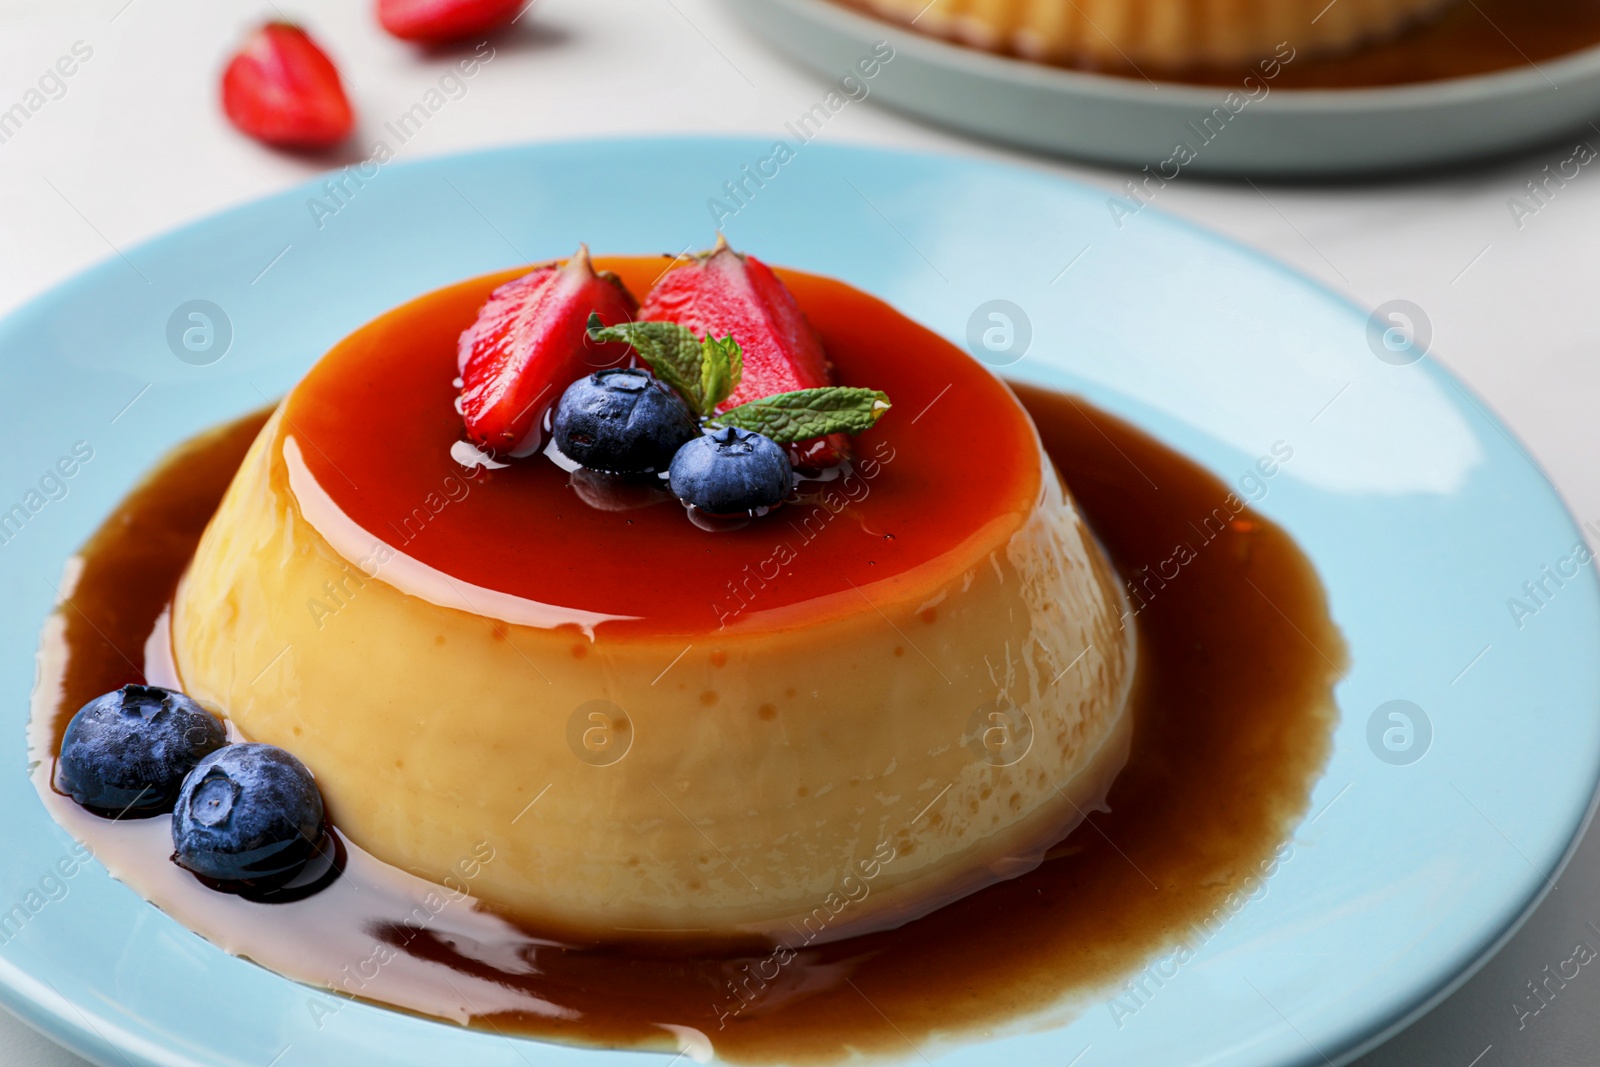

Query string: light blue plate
0 138 1596 1067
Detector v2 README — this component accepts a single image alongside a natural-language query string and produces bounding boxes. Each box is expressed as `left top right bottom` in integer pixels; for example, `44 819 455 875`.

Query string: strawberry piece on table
640 236 847 467
377 0 526 43
221 23 354 150
459 246 639 458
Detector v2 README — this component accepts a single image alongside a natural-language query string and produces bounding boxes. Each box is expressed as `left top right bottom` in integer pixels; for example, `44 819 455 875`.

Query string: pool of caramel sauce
34 386 1344 1062
871 0 1600 89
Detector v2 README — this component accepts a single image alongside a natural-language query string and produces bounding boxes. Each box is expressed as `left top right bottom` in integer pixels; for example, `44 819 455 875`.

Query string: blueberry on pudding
551 368 698 473
668 426 792 514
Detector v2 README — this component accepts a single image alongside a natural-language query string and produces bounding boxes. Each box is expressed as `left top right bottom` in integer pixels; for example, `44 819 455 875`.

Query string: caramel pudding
32 385 1342 1059
166 260 1136 945
31 250 1346 1058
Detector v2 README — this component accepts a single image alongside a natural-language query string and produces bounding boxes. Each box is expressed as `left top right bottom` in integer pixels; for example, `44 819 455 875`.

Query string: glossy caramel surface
283 259 1038 636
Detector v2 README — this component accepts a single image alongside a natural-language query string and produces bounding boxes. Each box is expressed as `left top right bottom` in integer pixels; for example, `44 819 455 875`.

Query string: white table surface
2 1 1598 1064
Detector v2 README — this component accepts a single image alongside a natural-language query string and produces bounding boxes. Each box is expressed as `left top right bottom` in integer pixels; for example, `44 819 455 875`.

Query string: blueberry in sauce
552 369 698 473
172 743 326 884
668 426 793 515
56 684 227 818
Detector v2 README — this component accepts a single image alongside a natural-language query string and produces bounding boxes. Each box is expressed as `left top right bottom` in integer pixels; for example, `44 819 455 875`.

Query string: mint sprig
699 334 742 416
587 315 742 418
587 314 890 445
710 387 891 444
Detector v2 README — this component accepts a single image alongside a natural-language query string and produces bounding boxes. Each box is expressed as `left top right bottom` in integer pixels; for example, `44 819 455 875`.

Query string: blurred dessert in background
846 0 1461 71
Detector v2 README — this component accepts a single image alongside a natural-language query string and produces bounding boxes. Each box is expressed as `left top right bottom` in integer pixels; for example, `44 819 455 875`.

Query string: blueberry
172 744 326 883
552 369 698 473
55 684 227 818
668 426 793 515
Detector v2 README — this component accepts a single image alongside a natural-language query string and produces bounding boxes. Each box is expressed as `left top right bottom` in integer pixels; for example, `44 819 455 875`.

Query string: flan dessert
162 247 1137 944
851 0 1461 69
32 237 1349 1057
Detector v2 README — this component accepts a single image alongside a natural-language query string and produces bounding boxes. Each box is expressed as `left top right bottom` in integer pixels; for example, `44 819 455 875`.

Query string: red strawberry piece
459 246 639 458
377 0 525 42
222 23 354 150
640 236 847 467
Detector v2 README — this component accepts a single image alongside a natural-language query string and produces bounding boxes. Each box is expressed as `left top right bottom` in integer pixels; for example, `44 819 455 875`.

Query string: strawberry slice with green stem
458 246 638 458
638 236 850 468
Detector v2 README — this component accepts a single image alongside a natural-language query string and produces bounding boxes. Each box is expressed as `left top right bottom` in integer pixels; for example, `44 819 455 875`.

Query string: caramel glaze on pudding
168 259 1137 948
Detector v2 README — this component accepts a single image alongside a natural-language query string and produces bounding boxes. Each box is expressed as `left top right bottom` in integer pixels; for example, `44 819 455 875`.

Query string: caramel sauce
862 0 1600 89
284 260 1036 636
31 382 1342 1060
37 412 272 754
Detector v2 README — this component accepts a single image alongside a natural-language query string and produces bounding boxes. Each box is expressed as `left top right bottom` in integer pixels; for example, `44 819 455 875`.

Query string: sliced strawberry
377 0 525 43
221 23 354 150
459 246 638 457
640 237 847 467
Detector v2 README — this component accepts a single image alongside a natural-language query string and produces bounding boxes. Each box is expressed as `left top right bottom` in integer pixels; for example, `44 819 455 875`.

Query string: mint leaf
587 315 707 414
710 387 890 443
587 316 889 444
699 334 743 411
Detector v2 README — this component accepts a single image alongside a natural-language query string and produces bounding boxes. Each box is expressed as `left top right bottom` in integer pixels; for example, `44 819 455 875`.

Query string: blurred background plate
725 0 1600 175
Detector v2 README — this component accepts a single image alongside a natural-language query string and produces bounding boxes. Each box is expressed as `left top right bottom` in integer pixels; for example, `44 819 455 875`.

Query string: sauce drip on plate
31 383 1343 1060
